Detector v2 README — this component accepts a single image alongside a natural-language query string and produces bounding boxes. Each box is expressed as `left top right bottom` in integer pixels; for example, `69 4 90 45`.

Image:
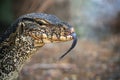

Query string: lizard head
15 13 77 59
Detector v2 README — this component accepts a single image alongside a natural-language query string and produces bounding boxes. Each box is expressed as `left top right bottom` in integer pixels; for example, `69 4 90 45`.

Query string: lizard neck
0 35 40 80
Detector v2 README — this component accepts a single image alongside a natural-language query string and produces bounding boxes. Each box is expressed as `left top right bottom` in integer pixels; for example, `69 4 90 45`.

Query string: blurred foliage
71 0 120 41
0 0 14 34
0 0 14 23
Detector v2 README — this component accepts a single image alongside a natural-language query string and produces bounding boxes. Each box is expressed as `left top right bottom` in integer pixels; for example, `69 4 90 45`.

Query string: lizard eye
36 20 44 25
35 18 49 25
21 18 48 26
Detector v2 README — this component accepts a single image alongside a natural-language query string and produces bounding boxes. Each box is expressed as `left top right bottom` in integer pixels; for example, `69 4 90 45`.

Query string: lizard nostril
70 27 75 33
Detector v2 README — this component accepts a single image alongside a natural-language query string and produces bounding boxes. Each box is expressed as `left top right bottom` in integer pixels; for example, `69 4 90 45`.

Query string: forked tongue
59 32 77 59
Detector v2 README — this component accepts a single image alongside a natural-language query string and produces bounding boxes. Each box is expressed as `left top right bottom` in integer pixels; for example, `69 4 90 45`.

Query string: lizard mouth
59 32 77 59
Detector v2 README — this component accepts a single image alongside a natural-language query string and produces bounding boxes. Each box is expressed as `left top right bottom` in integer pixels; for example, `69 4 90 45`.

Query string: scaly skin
0 13 77 80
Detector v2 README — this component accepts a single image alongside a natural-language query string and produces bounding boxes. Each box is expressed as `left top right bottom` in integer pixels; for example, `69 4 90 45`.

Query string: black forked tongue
59 32 77 59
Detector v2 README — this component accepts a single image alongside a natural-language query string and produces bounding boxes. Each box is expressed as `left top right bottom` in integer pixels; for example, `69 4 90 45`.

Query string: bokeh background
0 0 120 80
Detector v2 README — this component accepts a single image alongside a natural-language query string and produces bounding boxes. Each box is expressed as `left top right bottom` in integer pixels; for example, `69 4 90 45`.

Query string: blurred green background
0 0 13 33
